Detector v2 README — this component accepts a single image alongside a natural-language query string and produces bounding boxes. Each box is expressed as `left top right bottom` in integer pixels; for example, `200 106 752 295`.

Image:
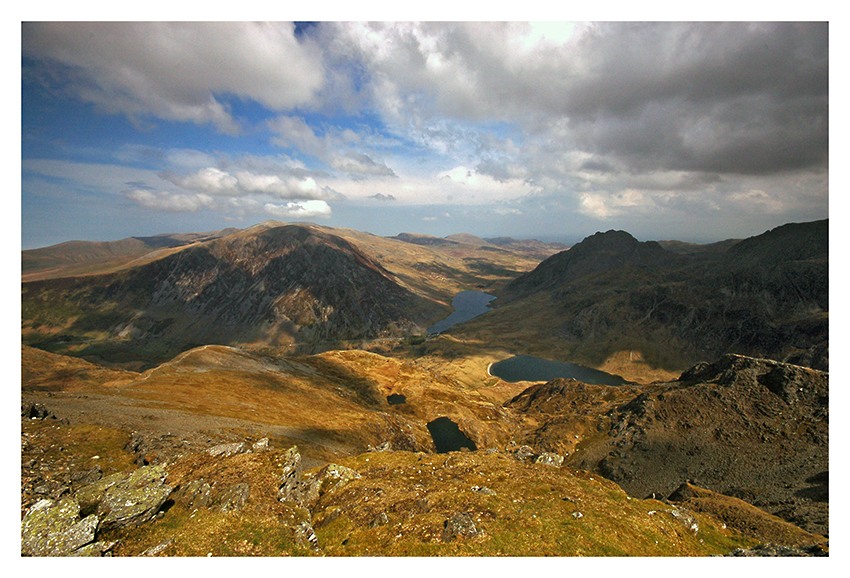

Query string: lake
427 290 496 334
427 416 477 453
489 354 629 386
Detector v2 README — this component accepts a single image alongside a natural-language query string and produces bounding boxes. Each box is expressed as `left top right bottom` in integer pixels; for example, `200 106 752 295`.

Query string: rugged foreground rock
21 465 174 556
20 344 828 556
509 354 828 536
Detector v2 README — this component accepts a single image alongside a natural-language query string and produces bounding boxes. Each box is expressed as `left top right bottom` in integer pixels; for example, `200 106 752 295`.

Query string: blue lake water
489 354 629 386
427 290 496 334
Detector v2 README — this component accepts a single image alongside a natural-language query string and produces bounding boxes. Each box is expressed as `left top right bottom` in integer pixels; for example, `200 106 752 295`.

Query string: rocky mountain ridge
506 354 828 536
22 224 444 367
475 219 829 376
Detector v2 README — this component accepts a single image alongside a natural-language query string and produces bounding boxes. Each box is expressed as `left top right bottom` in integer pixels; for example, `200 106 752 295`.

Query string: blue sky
21 21 830 248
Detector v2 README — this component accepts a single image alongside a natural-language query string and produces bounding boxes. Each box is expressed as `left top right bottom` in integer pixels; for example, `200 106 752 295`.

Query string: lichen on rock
21 498 99 556
96 465 173 530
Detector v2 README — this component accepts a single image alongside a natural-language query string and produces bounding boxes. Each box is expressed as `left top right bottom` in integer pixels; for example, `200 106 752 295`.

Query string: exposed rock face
22 224 441 364
75 472 126 516
294 520 319 550
276 446 361 513
174 479 213 510
23 464 174 555
22 402 54 420
535 452 565 467
252 438 270 452
277 446 304 505
573 355 828 535
21 498 100 556
510 445 537 462
211 483 250 513
301 463 362 511
96 465 174 530
207 442 247 458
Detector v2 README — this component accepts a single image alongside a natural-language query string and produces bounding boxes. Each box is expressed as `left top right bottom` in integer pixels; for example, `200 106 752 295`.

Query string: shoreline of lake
488 354 629 386
427 290 496 335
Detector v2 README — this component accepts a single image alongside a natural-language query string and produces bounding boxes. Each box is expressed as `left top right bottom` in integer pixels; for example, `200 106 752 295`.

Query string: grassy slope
21 345 827 556
106 448 768 557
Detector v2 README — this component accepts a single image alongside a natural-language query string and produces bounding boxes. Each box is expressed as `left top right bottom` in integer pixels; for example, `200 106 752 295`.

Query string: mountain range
454 219 828 381
20 218 829 557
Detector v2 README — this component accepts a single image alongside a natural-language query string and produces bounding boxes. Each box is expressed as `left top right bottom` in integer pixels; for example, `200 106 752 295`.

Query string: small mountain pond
488 354 629 386
426 417 477 453
427 290 496 334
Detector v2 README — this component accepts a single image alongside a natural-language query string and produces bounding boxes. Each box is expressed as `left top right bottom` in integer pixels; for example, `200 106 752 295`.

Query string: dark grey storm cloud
549 22 829 176
327 22 827 180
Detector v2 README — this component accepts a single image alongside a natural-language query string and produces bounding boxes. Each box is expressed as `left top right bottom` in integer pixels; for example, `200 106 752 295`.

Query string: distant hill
391 232 459 246
505 230 675 296
444 233 488 246
22 229 238 281
392 231 568 261
657 238 741 255
455 220 828 378
484 236 570 260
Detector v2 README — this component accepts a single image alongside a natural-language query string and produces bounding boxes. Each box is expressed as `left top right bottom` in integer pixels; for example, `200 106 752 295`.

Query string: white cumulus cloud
264 200 332 219
125 189 215 212
23 22 325 133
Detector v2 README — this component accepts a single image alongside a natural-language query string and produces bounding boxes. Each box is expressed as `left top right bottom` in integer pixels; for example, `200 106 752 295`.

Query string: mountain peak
506 229 670 295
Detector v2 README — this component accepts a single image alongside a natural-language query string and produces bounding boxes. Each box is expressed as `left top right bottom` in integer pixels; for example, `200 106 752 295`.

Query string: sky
20 20 830 248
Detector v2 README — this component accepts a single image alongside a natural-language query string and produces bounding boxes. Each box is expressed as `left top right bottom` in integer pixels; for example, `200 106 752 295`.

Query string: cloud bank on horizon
21 21 828 247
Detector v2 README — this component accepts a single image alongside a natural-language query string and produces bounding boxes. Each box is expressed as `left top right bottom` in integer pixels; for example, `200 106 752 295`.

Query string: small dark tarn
386 393 406 405
427 417 477 453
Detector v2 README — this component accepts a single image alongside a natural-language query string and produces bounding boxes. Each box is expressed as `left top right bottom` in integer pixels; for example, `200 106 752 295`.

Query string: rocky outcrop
571 354 828 535
294 520 319 550
207 442 247 458
75 472 126 516
211 483 250 513
678 354 828 405
22 461 177 556
504 444 565 467
510 445 536 462
301 463 362 511
535 452 565 467
22 402 55 420
277 446 304 504
96 465 174 531
173 479 213 510
21 498 104 556
277 446 361 512
441 512 484 542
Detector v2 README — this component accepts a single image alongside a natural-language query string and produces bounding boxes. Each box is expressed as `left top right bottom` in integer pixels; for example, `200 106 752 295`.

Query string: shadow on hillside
297 355 385 409
796 471 829 503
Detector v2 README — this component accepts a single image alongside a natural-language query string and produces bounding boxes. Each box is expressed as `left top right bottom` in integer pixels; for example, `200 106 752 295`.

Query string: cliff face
22 224 442 365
